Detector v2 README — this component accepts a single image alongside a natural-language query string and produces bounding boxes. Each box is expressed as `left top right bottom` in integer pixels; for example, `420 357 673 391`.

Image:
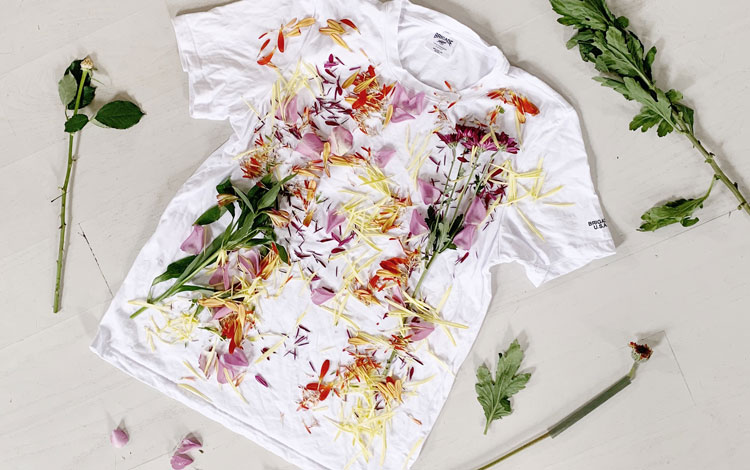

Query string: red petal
319 386 331 401
320 359 330 378
278 30 285 53
260 38 271 52
257 51 274 66
340 18 358 31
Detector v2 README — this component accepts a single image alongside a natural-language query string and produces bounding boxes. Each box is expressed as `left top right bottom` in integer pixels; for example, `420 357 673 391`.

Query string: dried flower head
629 341 653 362
80 56 94 71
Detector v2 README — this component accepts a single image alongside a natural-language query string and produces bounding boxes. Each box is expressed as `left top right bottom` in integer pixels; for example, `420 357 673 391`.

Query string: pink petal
330 126 353 155
373 147 396 167
390 108 415 123
417 178 440 205
409 210 428 236
326 210 347 234
176 436 202 453
311 286 335 305
170 453 193 470
110 428 129 448
296 133 324 159
408 317 435 341
209 262 232 290
211 306 232 321
180 225 206 255
453 225 476 250
221 350 249 368
239 251 261 278
464 197 487 226
276 95 298 124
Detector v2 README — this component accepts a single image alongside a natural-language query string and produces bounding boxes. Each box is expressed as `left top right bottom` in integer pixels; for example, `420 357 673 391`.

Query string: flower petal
408 317 435 341
453 225 476 250
326 210 347 233
330 126 353 155
296 133 324 159
409 210 428 236
180 225 206 255
170 453 194 470
176 436 202 453
311 286 336 305
239 250 261 278
464 197 487 226
110 428 129 448
373 147 396 168
417 178 440 205
211 306 232 321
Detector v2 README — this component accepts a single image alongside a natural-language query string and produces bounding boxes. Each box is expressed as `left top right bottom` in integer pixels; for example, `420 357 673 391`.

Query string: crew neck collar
383 0 510 96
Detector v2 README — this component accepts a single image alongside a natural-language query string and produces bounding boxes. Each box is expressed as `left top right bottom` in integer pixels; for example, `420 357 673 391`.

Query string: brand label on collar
426 31 457 58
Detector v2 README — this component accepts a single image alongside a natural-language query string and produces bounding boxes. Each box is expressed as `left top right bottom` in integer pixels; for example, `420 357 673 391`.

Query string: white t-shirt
91 1 615 469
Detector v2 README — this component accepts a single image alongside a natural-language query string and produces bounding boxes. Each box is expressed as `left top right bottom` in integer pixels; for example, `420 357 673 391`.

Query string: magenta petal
170 453 193 470
176 437 202 453
326 210 347 234
373 147 396 167
453 225 476 250
330 126 353 155
180 225 205 255
408 317 435 341
417 178 440 205
110 428 129 448
311 286 335 305
464 198 487 226
296 133 324 159
409 210 428 236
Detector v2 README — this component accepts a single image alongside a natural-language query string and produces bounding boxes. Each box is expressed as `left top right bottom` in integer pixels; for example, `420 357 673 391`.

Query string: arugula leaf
475 339 531 434
638 180 714 232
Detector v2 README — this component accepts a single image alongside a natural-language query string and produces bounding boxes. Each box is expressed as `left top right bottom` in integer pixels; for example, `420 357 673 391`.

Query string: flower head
436 131 460 147
629 342 653 362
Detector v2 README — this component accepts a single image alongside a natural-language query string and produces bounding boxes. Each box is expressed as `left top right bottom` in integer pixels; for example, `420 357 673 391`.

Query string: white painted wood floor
1 1 748 469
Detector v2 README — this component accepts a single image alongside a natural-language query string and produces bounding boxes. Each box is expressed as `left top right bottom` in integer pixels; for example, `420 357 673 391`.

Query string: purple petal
390 108 415 123
170 453 193 470
311 286 335 305
408 317 435 341
255 374 269 387
330 126 353 155
373 147 396 167
296 133 324 159
110 428 129 448
417 178 440 205
453 225 476 250
221 350 249 368
409 210 428 236
180 225 206 255
464 198 487 226
176 436 202 453
326 210 347 234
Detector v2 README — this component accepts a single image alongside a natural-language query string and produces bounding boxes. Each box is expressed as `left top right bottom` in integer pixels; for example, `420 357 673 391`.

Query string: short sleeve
491 73 615 286
172 0 317 120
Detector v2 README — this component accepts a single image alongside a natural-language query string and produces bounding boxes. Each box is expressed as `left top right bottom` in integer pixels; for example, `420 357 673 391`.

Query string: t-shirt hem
172 15 215 120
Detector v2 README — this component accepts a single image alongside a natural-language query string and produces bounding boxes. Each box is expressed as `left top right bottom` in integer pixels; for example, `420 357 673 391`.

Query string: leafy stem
53 66 89 313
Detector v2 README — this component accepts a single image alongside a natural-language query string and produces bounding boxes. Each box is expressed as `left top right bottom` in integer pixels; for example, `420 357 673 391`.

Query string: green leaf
64 59 96 109
593 77 633 100
629 107 661 133
58 74 77 107
151 255 197 286
257 181 281 209
475 339 530 434
93 100 144 129
72 85 96 110
638 180 714 232
277 243 289 264
550 0 614 31
64 114 89 133
195 205 225 225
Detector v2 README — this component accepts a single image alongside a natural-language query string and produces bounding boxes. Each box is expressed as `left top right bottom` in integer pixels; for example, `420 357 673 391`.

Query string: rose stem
53 67 89 313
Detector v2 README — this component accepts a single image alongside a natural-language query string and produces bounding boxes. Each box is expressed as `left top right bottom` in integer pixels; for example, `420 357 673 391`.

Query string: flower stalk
53 63 90 313
475 342 653 469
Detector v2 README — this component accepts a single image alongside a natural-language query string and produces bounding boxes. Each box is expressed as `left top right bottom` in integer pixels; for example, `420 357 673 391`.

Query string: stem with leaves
549 0 749 230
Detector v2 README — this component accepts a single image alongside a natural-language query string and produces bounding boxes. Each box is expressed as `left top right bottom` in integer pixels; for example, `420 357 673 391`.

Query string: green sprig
550 0 750 228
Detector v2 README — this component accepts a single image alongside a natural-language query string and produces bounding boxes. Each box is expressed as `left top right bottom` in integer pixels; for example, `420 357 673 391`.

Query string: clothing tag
425 31 457 58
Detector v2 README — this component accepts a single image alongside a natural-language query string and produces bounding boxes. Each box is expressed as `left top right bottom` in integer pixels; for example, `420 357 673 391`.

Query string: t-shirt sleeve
490 73 615 286
172 0 315 120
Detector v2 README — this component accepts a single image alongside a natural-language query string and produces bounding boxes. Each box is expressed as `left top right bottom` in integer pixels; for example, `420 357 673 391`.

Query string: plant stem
53 69 89 313
475 361 641 469
678 123 750 216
